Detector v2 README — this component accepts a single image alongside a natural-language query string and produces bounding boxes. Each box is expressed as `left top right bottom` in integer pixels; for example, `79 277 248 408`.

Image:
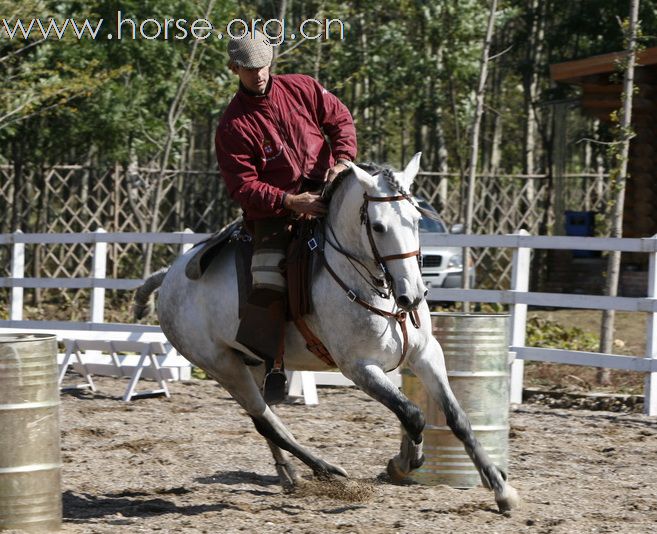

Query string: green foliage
191 366 209 380
3 0 657 183
526 315 599 352
1 0 238 164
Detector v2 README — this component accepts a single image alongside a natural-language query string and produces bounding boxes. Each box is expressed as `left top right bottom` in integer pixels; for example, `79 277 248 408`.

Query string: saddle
184 219 335 367
185 218 243 280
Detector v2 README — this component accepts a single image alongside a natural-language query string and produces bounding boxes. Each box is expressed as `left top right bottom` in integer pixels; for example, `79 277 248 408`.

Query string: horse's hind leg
266 439 300 490
343 363 426 479
409 337 520 512
209 349 348 481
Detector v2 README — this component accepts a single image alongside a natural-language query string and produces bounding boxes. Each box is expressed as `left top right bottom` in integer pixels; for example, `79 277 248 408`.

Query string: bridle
313 189 423 369
360 193 423 286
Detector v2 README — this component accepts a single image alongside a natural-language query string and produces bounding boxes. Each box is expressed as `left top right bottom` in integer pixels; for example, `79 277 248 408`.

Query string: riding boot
235 217 292 391
237 292 288 405
236 291 286 362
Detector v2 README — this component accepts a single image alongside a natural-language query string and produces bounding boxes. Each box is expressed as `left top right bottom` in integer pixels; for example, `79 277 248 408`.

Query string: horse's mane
321 161 440 222
321 162 410 204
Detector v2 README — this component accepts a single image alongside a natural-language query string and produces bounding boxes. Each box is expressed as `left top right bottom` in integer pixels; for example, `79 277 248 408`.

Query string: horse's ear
346 162 376 189
401 152 422 190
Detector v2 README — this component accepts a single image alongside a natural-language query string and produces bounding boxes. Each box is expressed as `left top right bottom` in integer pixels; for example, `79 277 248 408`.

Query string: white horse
134 154 519 512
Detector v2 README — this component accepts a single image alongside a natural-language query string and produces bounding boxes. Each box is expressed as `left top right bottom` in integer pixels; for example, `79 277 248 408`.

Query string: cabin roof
550 47 657 84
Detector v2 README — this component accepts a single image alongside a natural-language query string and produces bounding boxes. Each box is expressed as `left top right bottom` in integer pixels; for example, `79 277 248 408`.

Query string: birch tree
139 0 217 277
598 0 640 385
462 0 498 310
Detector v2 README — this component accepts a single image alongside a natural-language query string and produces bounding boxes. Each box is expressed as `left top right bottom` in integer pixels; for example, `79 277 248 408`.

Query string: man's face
232 64 270 95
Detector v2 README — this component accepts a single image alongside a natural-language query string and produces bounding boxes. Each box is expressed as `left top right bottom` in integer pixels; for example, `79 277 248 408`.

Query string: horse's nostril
423 288 428 297
398 295 411 307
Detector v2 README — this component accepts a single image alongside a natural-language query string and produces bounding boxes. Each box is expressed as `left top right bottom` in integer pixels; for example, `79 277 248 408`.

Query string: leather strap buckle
346 290 357 302
307 238 318 251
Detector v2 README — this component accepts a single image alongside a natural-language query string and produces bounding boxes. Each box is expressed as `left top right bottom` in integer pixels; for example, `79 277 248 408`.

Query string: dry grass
525 310 647 395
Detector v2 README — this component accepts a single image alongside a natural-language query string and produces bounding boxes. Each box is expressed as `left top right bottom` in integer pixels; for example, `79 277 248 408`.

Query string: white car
416 199 474 289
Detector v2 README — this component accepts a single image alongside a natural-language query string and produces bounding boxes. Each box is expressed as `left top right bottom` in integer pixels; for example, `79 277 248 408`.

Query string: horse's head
344 153 427 312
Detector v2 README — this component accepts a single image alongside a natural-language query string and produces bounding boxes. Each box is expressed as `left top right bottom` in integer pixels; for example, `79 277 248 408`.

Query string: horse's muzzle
396 294 423 311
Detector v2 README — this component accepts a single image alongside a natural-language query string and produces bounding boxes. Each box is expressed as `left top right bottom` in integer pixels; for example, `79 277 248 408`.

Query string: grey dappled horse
134 154 519 512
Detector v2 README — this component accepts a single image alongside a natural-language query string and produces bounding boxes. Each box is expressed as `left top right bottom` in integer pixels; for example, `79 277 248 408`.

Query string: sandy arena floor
56 376 657 534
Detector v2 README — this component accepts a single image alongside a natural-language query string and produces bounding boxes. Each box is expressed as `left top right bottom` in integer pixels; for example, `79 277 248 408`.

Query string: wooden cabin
547 48 657 296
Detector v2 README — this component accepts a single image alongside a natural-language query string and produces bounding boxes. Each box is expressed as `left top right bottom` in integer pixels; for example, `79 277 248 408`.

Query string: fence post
90 228 107 323
179 228 194 255
509 229 530 404
645 235 657 416
10 230 24 321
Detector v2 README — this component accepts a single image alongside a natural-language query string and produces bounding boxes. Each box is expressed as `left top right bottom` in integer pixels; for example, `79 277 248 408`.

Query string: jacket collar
237 75 275 105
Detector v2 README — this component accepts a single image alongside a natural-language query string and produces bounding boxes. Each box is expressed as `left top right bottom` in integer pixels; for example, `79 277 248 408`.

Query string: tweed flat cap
227 30 273 68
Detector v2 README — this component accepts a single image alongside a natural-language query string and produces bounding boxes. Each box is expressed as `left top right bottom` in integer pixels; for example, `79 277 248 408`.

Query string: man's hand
283 192 328 218
324 161 349 183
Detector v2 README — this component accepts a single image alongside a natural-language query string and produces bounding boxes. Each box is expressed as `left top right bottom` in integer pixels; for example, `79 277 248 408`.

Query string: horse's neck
326 177 363 250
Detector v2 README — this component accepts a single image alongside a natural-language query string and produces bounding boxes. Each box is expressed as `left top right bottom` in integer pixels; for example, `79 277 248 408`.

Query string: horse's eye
372 222 386 233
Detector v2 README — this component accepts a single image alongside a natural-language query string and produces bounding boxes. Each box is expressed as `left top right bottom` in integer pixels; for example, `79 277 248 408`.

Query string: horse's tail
133 267 169 321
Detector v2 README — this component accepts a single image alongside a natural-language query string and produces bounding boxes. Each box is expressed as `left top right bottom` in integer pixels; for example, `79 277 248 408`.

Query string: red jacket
215 74 357 220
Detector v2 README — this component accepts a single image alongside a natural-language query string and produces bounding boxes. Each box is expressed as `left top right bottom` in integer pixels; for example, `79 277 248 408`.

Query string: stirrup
263 368 287 405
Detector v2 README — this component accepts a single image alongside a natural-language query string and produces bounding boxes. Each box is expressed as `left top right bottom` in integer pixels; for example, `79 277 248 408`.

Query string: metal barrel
0 334 62 532
402 313 509 488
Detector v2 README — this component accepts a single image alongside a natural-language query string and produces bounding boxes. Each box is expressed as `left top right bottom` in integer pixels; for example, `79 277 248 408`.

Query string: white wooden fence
1 229 656 415
424 230 657 416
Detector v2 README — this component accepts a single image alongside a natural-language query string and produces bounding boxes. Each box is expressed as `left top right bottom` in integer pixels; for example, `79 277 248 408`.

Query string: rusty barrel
402 313 509 488
0 334 62 532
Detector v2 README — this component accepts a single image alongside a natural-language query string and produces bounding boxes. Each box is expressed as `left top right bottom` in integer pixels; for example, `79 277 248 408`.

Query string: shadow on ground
63 489 238 521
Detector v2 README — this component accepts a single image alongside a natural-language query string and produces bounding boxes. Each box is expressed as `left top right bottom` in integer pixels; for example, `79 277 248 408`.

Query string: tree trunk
486 36 505 177
598 0 640 385
359 14 372 160
269 0 287 72
142 0 216 277
522 0 546 208
313 32 322 81
462 0 498 311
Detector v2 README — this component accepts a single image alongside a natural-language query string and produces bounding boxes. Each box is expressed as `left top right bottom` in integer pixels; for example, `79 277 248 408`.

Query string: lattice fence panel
1 165 611 299
414 173 609 288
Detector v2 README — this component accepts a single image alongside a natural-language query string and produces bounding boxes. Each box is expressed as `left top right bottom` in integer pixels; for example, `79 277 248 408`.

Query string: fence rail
2 230 655 416
427 230 657 415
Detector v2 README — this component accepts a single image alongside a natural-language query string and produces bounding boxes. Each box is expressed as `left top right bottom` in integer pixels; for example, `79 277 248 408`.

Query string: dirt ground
54 376 657 534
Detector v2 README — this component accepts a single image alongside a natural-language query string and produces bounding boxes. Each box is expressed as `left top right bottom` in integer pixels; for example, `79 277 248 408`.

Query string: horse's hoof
386 458 410 483
330 464 349 478
275 462 300 491
410 453 425 470
314 461 348 479
495 483 520 513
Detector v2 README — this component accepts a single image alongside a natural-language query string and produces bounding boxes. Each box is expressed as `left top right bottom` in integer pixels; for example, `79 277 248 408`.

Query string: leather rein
314 192 422 370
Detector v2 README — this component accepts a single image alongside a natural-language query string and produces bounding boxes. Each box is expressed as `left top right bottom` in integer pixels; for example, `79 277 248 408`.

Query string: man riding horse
215 29 356 387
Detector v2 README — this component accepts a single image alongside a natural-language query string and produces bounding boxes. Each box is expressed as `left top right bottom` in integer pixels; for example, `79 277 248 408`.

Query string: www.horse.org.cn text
0 14 346 44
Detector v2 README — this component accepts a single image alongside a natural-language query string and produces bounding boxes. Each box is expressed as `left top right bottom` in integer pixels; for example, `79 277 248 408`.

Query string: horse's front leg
211 349 348 480
344 362 426 481
408 337 520 513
